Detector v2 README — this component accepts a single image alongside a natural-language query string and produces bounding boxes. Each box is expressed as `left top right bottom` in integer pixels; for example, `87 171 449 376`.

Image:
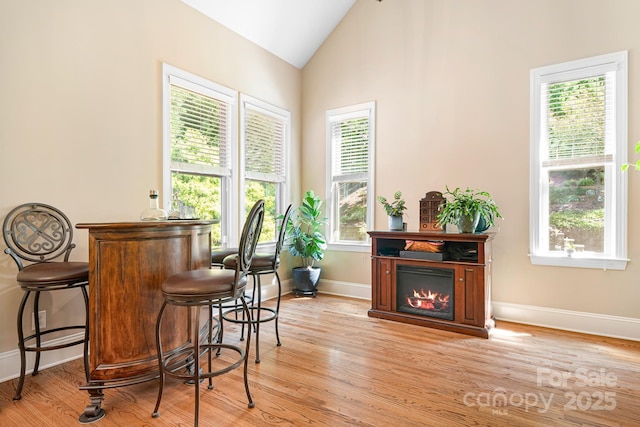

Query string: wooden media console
367 230 495 338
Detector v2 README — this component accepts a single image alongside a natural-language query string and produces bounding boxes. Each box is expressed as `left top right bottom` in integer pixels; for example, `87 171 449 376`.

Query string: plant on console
377 191 407 217
436 186 503 233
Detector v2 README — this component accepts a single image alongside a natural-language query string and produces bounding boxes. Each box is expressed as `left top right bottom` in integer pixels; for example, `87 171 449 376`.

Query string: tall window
241 95 289 244
326 102 375 247
163 64 237 247
530 51 628 269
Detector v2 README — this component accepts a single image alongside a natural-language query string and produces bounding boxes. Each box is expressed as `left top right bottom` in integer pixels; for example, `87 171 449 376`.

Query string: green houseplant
282 190 327 296
436 186 503 233
377 191 407 230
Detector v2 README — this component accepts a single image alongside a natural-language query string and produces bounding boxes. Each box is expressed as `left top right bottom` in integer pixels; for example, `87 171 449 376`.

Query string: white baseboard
314 280 640 342
312 279 371 300
0 332 85 384
492 301 640 342
270 278 370 300
0 280 296 384
3 282 637 385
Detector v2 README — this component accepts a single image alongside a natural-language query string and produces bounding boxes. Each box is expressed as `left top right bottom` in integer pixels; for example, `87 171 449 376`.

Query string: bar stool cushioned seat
2 203 90 401
152 199 265 427
211 248 237 267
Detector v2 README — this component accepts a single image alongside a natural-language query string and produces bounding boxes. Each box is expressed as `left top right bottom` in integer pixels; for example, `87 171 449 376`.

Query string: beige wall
1 0 639 362
302 0 640 321
0 0 301 354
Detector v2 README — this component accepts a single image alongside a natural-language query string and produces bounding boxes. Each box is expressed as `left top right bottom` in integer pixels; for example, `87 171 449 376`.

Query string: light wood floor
0 294 639 427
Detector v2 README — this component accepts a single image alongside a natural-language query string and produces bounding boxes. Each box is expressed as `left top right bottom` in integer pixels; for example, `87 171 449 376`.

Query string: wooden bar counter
75 220 214 423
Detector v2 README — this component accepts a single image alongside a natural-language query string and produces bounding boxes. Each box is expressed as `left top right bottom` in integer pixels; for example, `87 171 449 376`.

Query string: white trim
529 254 628 270
303 280 640 341
4 288 639 380
0 332 85 384
326 242 371 253
493 301 640 342
312 279 371 300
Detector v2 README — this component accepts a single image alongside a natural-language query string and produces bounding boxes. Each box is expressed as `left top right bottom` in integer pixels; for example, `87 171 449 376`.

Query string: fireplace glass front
396 264 454 321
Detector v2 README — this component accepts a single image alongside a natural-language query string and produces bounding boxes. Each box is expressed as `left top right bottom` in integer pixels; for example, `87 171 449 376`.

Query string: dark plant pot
475 214 490 233
292 266 321 297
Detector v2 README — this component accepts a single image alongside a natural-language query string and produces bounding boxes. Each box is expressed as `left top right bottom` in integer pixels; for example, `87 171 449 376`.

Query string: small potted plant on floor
436 186 503 233
282 190 327 297
377 191 407 231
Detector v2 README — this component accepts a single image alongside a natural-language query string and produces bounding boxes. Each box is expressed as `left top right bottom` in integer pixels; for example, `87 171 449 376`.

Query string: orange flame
406 288 450 311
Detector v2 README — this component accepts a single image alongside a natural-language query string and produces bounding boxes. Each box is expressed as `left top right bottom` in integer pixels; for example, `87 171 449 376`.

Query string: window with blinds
331 115 370 178
530 51 628 270
327 102 375 245
169 81 232 175
543 75 611 166
163 65 237 247
241 95 289 244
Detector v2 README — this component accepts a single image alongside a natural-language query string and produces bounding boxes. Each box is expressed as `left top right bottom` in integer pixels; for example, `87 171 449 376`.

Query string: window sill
327 242 371 253
529 253 628 270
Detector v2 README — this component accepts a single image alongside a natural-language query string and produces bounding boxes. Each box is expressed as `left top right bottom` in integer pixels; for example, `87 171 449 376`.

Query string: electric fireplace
396 265 454 320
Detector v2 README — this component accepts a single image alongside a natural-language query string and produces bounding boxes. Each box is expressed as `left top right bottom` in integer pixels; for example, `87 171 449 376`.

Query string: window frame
529 51 628 270
239 94 290 246
162 63 240 247
325 101 376 252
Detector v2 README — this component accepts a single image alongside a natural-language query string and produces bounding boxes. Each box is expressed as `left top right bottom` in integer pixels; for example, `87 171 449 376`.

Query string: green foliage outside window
550 209 604 231
171 172 222 245
245 180 277 244
547 168 604 252
337 182 367 241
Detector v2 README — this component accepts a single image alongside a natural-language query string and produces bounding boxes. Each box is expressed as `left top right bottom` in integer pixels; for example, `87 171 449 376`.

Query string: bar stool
152 200 264 426
2 203 90 401
211 248 252 341
221 204 293 363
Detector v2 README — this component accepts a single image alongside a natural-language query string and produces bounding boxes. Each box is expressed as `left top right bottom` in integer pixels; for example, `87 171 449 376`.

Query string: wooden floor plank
0 294 638 426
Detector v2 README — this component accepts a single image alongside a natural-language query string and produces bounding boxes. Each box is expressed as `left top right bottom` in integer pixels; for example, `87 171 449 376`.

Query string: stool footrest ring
222 306 277 324
161 344 246 382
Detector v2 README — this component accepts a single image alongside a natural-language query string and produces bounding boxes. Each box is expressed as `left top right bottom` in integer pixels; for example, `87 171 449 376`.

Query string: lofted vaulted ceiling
182 0 357 69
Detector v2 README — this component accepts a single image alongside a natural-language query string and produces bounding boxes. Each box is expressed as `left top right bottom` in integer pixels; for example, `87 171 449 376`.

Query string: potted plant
377 191 407 231
436 186 503 233
282 190 327 297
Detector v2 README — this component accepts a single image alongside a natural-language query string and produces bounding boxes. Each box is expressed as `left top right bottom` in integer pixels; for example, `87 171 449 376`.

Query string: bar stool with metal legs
221 204 293 363
211 248 252 341
2 203 90 401
152 200 264 426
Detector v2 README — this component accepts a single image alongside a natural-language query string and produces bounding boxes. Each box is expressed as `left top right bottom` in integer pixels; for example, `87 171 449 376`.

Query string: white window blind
244 105 286 183
331 115 370 178
169 75 232 177
542 73 614 168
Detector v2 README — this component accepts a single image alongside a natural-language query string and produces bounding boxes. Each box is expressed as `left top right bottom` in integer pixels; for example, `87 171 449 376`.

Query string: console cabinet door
458 265 485 327
374 258 393 311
